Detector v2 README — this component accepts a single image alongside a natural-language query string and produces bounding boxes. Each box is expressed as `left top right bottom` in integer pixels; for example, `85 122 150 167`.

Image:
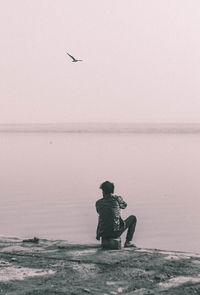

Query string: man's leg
117 215 137 247
124 215 137 242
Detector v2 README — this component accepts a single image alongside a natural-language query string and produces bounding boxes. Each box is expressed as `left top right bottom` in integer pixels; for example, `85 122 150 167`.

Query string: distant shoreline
1 123 200 133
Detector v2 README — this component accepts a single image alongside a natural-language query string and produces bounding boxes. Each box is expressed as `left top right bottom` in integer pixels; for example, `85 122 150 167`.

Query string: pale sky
1 0 200 123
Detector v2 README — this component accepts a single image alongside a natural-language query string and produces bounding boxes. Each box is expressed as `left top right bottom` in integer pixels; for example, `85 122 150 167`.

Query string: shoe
124 241 136 248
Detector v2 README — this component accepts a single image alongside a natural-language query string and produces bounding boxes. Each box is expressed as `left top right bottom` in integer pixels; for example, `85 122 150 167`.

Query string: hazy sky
1 0 200 123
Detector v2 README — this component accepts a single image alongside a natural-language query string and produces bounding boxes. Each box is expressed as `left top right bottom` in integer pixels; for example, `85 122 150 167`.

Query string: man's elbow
121 203 127 209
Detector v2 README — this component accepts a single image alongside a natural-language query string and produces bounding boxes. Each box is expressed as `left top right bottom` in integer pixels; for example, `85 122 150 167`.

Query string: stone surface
101 237 121 250
0 237 200 294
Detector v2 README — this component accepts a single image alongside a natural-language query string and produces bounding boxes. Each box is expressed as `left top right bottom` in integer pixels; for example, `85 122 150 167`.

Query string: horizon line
1 122 200 125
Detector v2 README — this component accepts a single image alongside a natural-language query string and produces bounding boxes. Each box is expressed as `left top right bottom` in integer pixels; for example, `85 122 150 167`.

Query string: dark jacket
96 194 127 239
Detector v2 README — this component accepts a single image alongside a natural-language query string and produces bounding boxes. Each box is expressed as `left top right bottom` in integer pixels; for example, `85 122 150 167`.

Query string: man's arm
96 200 101 214
95 201 101 240
115 195 127 209
96 220 101 240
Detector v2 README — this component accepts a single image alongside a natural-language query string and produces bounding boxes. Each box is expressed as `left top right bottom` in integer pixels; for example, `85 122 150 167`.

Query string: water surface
0 131 199 253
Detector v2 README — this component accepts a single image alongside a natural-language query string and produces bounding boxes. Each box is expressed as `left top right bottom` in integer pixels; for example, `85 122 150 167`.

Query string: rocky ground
0 237 200 294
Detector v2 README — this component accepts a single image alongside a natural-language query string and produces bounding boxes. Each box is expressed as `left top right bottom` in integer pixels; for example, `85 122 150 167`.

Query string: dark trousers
109 215 137 242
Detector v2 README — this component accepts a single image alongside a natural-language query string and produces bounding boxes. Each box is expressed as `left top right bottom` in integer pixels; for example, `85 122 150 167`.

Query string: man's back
96 194 127 238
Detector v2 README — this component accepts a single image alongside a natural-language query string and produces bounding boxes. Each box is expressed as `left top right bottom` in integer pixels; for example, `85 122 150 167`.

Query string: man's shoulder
113 195 123 200
96 198 104 205
96 196 116 206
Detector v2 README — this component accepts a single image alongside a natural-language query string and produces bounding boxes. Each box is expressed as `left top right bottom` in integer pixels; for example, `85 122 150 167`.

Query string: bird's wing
67 53 76 61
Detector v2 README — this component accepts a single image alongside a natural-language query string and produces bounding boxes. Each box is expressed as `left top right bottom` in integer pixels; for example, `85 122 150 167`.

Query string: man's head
100 181 114 194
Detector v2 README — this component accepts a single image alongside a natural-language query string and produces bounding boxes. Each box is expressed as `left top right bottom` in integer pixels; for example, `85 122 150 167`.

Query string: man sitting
96 181 137 248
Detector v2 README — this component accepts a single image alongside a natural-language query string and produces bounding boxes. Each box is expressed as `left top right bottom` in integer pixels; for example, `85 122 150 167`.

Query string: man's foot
124 241 136 248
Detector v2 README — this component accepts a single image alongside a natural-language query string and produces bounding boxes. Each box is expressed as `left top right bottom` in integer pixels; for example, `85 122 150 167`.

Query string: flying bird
67 53 82 62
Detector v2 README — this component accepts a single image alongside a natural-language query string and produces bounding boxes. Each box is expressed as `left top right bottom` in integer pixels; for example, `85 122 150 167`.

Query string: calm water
0 132 199 253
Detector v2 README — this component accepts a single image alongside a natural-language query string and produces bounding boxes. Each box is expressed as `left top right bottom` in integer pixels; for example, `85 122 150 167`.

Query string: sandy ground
0 237 200 294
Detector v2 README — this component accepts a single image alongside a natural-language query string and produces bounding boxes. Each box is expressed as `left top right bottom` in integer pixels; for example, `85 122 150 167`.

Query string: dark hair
100 181 114 194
